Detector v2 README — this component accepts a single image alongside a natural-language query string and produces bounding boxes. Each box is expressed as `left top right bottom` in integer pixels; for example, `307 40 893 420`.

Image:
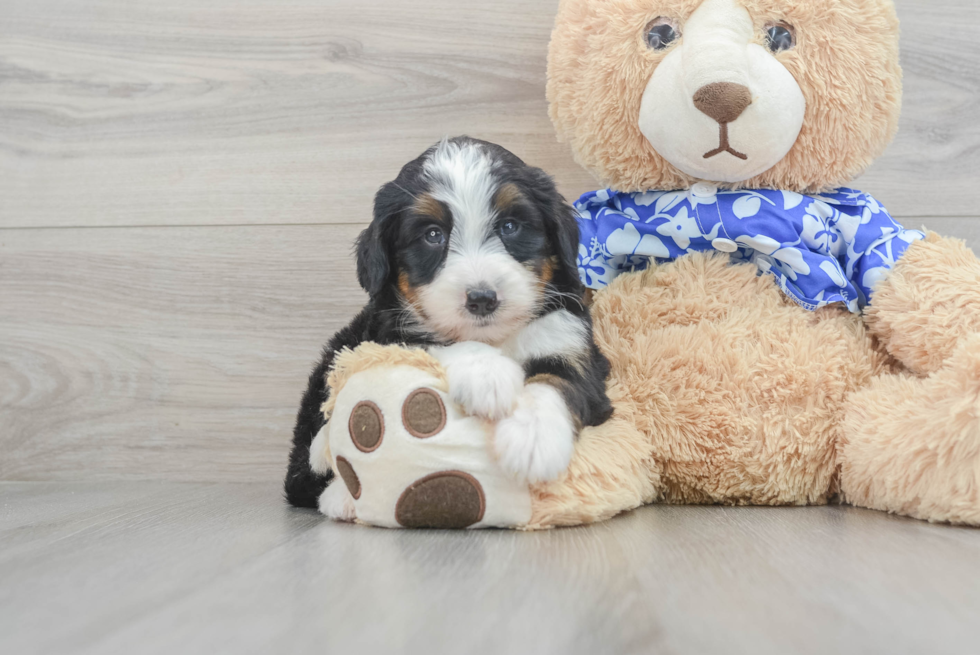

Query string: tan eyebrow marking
493 183 523 213
413 193 447 224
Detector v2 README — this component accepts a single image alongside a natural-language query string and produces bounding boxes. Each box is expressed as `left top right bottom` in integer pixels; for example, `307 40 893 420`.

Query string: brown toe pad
402 388 447 438
349 401 384 452
395 471 486 529
335 456 362 500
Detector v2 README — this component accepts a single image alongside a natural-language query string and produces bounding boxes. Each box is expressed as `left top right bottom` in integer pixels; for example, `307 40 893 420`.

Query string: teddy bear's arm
865 233 980 375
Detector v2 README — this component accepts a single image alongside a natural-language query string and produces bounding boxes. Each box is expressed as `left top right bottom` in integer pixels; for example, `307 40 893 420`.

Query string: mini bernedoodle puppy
285 136 613 509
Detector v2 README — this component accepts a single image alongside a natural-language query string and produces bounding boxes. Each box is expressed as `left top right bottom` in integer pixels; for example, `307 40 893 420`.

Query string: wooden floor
2 0 980 652
1 482 979 655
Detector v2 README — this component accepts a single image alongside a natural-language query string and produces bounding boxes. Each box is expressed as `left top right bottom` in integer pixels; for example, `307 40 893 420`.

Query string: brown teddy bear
311 0 980 529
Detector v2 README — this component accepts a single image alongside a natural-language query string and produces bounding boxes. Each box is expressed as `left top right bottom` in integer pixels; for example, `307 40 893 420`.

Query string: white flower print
654 191 688 214
655 206 702 249
834 211 863 245
606 222 670 258
781 190 804 210
801 203 842 256
578 240 615 288
819 260 848 288
621 206 642 222
862 193 883 215
733 195 762 219
730 191 776 219
862 266 892 295
771 247 811 278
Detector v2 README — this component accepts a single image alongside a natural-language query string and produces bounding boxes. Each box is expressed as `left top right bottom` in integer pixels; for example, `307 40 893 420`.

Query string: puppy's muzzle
465 289 499 317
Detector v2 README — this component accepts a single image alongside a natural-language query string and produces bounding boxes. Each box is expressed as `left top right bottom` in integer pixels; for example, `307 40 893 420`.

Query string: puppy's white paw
430 342 524 420
493 383 575 484
318 481 357 522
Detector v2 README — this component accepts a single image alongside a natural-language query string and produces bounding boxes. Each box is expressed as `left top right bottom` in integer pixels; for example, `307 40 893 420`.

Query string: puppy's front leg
429 342 524 420
318 479 357 522
493 378 576 483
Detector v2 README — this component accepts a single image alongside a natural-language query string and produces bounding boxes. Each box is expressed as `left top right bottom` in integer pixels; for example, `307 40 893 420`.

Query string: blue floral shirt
575 184 925 313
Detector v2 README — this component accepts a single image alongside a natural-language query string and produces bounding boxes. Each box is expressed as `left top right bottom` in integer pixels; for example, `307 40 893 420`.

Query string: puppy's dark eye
499 220 520 237
423 227 445 245
645 18 679 51
767 23 795 52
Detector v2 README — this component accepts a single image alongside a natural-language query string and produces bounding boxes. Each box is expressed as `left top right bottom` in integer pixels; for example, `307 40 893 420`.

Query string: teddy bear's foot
866 233 980 375
493 383 576 483
840 333 980 526
429 342 524 420
320 345 534 528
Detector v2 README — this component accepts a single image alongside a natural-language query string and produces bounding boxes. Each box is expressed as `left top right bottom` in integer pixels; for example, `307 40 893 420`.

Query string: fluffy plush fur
285 137 612 508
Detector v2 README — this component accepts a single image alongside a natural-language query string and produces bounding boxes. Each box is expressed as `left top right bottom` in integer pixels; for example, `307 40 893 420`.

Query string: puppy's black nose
465 289 499 317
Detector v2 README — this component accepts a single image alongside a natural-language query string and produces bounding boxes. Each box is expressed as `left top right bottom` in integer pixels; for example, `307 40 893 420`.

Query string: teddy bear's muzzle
637 0 805 183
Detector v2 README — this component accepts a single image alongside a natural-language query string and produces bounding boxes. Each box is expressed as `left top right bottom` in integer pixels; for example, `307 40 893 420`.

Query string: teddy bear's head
548 0 901 193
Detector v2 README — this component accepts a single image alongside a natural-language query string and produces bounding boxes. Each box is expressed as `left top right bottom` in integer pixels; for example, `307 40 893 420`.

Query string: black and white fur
285 137 613 510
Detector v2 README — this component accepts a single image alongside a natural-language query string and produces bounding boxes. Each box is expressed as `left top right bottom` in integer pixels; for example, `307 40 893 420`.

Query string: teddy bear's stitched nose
693 82 753 124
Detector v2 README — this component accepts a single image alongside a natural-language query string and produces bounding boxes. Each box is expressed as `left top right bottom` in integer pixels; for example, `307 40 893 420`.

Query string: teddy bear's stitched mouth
704 122 748 161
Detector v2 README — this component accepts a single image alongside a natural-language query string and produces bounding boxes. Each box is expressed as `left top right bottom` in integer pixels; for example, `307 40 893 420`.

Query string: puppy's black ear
355 225 387 297
526 167 582 289
356 181 402 297
550 202 583 286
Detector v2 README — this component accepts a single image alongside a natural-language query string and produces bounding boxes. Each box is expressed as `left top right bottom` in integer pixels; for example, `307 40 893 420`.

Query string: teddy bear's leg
839 333 980 525
865 233 980 375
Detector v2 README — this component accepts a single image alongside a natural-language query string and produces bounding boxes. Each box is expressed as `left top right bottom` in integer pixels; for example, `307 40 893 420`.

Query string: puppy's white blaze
425 139 498 252
502 309 589 367
494 383 575 483
419 140 541 345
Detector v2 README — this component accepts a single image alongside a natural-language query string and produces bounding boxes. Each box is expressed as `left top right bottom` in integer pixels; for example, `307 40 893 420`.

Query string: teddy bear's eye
766 22 796 53
645 17 680 51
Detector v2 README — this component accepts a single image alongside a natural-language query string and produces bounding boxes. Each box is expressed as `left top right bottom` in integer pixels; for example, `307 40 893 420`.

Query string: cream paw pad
311 344 533 529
